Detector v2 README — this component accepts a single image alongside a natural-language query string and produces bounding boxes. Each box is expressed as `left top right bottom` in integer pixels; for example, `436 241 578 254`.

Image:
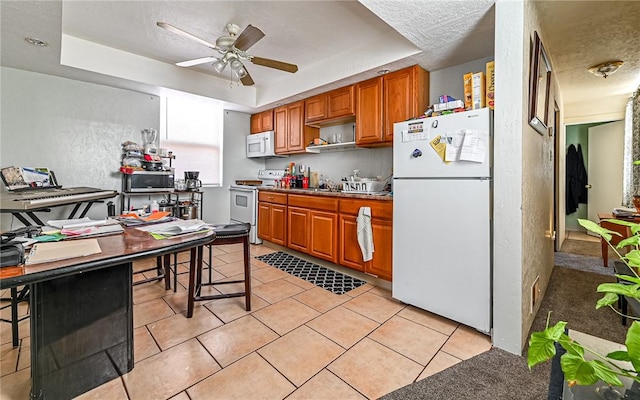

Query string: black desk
0 227 214 400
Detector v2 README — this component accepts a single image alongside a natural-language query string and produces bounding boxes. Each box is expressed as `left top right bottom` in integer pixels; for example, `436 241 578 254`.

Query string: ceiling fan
157 21 298 86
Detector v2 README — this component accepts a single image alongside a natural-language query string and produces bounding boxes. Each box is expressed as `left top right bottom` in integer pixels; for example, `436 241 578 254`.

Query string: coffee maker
184 171 202 191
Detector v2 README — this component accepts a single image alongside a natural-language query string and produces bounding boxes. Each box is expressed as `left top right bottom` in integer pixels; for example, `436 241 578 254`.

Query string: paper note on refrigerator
429 135 450 164
459 130 488 163
444 131 466 162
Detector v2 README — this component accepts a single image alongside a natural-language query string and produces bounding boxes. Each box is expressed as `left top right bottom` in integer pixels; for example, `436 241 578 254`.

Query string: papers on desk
613 207 639 218
26 239 102 264
47 217 109 229
135 219 212 239
117 212 173 227
46 218 124 238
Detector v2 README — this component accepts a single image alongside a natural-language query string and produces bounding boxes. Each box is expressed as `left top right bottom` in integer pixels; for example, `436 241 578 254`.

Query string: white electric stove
230 169 285 244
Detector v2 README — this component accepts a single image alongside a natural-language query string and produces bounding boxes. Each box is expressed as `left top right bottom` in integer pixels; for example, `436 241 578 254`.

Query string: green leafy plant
528 218 640 387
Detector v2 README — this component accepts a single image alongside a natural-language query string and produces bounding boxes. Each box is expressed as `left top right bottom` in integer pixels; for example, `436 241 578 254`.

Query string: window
161 93 223 186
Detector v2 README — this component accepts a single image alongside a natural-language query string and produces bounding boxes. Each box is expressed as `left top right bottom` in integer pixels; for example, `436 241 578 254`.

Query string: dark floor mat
255 251 366 295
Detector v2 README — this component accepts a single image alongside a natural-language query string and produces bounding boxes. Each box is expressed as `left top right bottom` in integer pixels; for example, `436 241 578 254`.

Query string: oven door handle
231 187 256 193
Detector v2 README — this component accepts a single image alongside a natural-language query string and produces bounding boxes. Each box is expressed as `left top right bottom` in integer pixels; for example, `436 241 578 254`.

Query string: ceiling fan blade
250 56 298 73
175 56 218 67
240 70 255 86
233 25 265 51
157 22 218 50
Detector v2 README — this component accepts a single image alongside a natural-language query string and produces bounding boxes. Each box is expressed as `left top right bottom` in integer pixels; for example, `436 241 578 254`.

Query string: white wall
429 56 495 106
0 67 159 230
201 110 265 224
492 0 525 354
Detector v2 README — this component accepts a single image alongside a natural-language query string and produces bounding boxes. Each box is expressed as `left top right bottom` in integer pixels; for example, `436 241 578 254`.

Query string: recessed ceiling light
588 61 623 79
377 68 390 75
24 37 48 47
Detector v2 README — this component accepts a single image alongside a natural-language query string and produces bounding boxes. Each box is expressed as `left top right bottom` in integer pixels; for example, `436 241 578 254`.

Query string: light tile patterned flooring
0 243 491 400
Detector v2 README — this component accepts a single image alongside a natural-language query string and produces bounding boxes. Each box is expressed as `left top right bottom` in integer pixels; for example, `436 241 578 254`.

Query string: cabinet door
305 95 326 123
366 218 393 281
288 207 309 253
260 110 274 132
310 210 338 263
338 214 365 273
258 202 271 240
287 101 305 152
274 106 288 154
271 204 287 246
383 67 416 142
355 77 383 145
327 85 355 119
250 114 261 134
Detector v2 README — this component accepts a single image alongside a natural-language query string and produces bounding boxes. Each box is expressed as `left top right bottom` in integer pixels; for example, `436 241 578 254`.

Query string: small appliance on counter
141 128 158 155
184 171 202 191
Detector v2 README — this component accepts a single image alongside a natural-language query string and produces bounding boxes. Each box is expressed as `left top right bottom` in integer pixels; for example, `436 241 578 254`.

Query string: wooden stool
187 223 251 318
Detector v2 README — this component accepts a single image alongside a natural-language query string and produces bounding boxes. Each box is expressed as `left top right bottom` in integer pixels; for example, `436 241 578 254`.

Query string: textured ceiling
1 0 639 122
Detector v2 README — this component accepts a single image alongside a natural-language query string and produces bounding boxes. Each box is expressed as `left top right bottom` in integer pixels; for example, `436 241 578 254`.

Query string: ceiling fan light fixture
588 61 623 79
234 67 248 79
212 59 227 74
230 59 244 71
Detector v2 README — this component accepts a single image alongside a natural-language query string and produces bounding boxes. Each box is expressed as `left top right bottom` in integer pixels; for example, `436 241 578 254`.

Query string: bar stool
187 222 251 318
0 286 30 347
132 255 171 289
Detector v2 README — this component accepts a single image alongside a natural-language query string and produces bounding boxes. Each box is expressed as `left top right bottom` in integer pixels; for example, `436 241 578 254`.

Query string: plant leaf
606 350 631 362
596 292 619 309
528 321 567 368
561 355 624 386
578 219 616 241
626 321 640 373
597 283 640 297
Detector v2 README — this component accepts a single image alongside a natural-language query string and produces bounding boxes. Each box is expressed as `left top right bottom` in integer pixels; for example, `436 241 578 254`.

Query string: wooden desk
597 213 634 267
0 228 214 400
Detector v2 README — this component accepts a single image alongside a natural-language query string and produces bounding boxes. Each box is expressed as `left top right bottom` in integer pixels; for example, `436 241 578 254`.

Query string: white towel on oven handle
357 206 374 262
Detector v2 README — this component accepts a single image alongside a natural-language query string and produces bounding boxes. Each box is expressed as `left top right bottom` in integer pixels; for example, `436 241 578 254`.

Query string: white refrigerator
392 108 492 333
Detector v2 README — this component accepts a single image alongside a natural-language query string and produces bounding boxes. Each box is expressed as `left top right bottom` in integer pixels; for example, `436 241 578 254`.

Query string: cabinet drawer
339 199 392 219
258 191 287 205
288 194 339 212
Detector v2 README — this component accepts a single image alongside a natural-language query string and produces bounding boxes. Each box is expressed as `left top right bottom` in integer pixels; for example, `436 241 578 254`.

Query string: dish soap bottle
151 200 159 213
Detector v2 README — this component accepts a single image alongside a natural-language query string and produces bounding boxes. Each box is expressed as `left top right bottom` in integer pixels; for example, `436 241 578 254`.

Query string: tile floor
0 242 491 400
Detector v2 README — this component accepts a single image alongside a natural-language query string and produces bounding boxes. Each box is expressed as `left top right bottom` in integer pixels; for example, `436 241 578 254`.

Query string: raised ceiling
1 0 639 122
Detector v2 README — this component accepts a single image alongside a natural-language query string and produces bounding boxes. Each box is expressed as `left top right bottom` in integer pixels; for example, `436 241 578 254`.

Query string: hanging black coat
576 144 588 204
566 144 581 214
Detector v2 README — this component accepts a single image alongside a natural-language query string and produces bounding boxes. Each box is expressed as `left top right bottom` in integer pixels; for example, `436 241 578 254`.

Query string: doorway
563 120 624 237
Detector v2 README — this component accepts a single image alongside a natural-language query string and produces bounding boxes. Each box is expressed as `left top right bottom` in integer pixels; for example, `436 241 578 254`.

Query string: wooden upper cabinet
287 101 306 152
274 106 288 153
304 85 356 127
355 77 384 145
250 109 274 134
327 85 355 119
356 65 428 147
275 101 319 154
304 94 327 123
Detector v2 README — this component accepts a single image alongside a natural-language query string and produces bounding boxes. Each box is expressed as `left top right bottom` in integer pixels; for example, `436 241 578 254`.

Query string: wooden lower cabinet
339 199 393 281
258 192 287 246
259 190 392 281
287 194 339 264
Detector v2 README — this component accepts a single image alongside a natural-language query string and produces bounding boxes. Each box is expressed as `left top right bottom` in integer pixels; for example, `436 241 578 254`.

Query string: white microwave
246 131 284 158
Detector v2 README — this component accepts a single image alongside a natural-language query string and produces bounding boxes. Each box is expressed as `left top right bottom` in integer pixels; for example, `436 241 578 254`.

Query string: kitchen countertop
258 187 393 201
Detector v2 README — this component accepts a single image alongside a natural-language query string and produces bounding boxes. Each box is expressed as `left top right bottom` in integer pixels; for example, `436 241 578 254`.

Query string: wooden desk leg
187 247 197 318
601 237 609 267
